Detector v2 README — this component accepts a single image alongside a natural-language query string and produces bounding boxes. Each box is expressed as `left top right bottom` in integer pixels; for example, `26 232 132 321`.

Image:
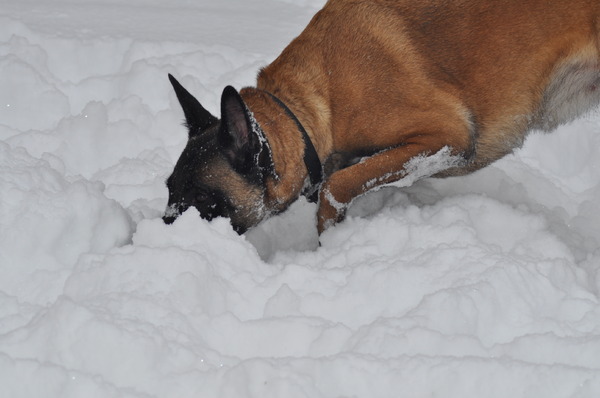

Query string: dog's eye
196 191 210 203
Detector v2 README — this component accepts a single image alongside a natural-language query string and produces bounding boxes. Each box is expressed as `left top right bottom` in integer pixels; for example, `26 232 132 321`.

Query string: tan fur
198 154 267 227
234 0 600 233
238 89 309 213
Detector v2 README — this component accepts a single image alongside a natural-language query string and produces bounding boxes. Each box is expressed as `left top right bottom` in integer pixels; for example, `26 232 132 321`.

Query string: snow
1 0 600 397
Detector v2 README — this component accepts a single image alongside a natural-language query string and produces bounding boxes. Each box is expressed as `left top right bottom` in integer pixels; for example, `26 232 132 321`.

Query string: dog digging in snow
163 0 600 235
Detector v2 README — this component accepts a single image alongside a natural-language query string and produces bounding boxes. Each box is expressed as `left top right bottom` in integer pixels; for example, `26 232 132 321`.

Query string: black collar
264 91 323 203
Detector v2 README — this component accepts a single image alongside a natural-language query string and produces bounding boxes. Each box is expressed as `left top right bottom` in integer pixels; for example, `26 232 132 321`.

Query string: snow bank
1 1 599 397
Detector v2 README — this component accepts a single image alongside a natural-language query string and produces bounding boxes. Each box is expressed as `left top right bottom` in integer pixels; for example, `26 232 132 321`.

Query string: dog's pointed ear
168 74 218 136
219 86 274 178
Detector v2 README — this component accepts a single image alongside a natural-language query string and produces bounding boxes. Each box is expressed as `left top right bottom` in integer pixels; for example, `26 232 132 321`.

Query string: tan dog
164 0 600 235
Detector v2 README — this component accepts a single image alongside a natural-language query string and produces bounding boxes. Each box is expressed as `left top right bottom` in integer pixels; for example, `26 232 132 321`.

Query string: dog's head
163 75 276 234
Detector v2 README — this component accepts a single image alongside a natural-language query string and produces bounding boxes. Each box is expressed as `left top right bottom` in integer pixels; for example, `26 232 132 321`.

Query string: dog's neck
240 87 327 213
256 63 333 159
262 91 322 202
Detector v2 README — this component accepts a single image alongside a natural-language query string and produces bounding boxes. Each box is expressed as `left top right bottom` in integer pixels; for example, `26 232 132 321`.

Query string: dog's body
164 0 600 234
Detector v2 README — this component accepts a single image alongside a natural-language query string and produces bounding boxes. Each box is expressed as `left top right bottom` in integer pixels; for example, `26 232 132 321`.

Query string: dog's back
259 0 600 172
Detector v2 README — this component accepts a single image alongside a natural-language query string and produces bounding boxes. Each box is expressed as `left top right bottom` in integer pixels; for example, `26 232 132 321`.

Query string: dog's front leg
317 138 471 234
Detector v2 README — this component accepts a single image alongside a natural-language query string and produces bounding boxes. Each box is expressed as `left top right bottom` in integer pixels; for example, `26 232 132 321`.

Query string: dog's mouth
161 203 248 235
231 223 248 235
162 203 182 225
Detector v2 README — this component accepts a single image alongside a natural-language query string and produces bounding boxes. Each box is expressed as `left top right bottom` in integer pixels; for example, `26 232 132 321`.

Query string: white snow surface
2 1 600 397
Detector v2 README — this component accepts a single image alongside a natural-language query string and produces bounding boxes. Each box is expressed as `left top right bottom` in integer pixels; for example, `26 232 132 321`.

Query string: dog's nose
162 215 177 225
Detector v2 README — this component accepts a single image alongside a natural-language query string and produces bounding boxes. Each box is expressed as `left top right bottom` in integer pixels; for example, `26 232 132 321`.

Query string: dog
163 0 600 235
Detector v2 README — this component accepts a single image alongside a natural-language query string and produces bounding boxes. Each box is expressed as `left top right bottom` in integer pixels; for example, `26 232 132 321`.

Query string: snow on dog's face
163 75 274 234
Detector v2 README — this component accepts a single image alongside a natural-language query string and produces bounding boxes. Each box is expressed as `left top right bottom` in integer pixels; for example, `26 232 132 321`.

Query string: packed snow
1 1 600 397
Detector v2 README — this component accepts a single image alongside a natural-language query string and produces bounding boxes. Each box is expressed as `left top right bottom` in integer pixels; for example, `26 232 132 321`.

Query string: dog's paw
317 188 347 234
